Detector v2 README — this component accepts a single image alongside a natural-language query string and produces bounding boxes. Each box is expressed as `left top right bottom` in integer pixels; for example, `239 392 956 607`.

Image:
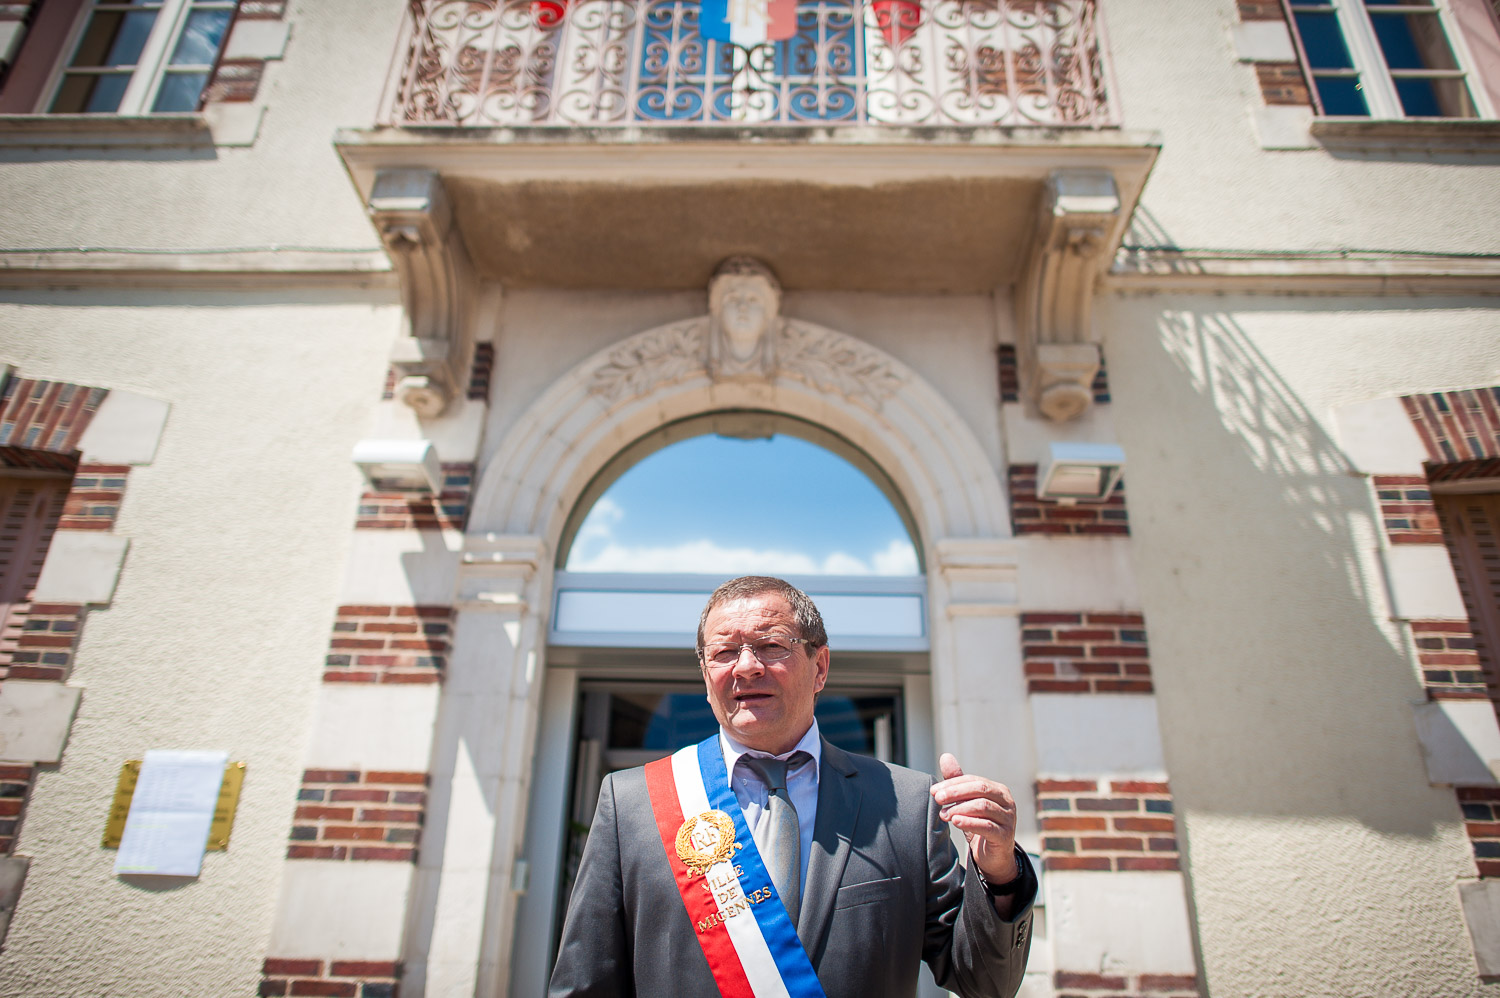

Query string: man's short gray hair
695 576 828 658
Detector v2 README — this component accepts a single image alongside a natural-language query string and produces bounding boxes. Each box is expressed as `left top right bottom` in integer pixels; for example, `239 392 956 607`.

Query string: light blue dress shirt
720 720 822 893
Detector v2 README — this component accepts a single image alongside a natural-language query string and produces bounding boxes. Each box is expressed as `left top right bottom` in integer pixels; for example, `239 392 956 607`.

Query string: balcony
339 0 1158 420
382 0 1114 128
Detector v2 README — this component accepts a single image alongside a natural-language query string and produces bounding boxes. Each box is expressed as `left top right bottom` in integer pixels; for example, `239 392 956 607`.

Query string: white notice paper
114 749 228 877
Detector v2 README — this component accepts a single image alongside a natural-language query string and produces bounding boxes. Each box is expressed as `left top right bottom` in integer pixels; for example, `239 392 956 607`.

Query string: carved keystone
708 257 781 382
1015 170 1121 422
368 170 476 418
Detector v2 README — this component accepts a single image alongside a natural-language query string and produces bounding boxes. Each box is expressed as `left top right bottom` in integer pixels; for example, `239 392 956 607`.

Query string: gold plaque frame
102 760 246 851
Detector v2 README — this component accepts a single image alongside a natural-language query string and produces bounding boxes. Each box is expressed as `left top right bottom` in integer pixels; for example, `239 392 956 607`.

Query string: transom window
561 415 919 577
50 0 235 114
1288 0 1488 117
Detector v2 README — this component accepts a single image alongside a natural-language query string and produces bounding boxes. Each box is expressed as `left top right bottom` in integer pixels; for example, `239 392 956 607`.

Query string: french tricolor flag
700 0 798 45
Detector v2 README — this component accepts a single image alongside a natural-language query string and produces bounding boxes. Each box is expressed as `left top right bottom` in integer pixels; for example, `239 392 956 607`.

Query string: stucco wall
0 0 1496 993
0 0 403 252
0 289 400 997
1105 0 1500 255
1100 293 1500 997
5 0 1497 260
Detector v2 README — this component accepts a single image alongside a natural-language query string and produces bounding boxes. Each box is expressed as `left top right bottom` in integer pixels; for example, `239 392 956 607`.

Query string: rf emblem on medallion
676 809 739 877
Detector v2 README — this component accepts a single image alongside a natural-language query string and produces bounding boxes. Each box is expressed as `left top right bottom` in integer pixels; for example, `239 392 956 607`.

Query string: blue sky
565 434 919 575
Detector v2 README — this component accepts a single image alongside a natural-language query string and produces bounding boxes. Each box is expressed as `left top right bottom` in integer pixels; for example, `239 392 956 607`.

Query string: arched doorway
509 411 935 992
423 308 1025 998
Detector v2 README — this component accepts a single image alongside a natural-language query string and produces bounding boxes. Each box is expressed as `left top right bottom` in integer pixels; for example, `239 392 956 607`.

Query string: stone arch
468 314 1012 559
447 313 1027 998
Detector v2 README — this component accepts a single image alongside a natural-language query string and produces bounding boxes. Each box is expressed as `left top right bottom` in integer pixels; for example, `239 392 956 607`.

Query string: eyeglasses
700 635 811 668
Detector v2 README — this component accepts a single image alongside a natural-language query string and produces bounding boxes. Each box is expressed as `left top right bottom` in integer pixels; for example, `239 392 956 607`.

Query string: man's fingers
933 776 1015 809
938 752 963 781
937 795 1014 830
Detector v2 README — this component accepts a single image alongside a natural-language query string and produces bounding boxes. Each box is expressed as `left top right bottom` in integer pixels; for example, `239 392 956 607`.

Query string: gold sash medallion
676 809 739 877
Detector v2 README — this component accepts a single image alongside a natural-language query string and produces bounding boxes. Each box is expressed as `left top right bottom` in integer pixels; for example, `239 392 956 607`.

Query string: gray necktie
742 752 810 926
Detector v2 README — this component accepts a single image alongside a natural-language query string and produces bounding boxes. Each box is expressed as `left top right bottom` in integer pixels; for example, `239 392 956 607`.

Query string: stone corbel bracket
1014 170 1123 422
368 170 477 418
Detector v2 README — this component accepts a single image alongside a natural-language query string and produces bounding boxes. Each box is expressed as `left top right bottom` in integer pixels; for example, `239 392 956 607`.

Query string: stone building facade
0 1 1498 996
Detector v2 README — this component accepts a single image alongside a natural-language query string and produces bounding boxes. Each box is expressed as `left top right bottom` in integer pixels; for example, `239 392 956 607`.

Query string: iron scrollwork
390 0 1112 127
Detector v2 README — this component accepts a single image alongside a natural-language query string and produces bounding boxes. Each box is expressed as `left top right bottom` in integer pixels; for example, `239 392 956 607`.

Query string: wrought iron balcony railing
385 0 1114 128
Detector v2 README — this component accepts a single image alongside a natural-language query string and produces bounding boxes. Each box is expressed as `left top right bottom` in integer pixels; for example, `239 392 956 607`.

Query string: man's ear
813 645 831 693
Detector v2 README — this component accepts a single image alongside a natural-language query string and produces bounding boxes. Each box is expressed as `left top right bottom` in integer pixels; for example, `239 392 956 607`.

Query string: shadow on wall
1113 302 1445 837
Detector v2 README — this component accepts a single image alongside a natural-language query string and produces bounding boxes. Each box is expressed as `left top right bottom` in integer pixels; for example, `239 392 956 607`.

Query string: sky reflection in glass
566 433 918 575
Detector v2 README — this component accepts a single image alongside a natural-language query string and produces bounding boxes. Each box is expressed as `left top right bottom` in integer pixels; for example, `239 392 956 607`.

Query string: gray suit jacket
549 739 1035 998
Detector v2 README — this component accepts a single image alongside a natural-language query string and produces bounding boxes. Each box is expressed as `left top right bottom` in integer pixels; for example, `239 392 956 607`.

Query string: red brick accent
1411 620 1488 700
0 602 84 682
1237 0 1286 17
0 763 35 855
1055 970 1199 997
239 0 288 17
1023 612 1151 693
997 345 1110 406
468 342 495 401
0 378 106 457
201 0 289 106
1458 787 1500 877
1404 390 1500 466
1372 475 1441 544
1008 465 1129 536
260 957 399 998
289 770 426 862
1429 458 1500 488
384 345 494 403
58 464 129 530
1255 63 1310 105
355 463 473 531
1038 779 1179 872
1238 0 1315 111
203 59 265 104
324 605 451 684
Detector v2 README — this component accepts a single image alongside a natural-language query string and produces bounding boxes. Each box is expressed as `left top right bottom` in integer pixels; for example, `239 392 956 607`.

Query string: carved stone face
719 280 770 359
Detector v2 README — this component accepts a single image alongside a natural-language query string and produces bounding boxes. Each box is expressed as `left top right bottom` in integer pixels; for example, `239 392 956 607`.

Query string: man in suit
549 575 1036 997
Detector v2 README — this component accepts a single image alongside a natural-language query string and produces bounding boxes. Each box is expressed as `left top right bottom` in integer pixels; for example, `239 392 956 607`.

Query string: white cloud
570 497 625 560
567 535 919 576
567 494 920 575
871 537 921 575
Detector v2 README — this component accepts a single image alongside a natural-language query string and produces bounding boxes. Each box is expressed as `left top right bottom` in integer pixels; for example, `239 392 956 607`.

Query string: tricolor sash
644 735 827 998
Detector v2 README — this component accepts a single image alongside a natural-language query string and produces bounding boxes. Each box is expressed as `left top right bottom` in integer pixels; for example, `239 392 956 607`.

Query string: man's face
699 593 830 755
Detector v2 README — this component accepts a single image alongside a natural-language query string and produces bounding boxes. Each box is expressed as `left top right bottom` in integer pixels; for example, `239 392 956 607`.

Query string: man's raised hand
931 753 1019 886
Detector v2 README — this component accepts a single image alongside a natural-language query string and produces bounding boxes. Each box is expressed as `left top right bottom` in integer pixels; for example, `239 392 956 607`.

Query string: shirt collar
720 719 823 777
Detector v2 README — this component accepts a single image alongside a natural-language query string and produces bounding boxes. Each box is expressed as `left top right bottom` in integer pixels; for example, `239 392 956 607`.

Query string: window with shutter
0 474 69 615
1436 491 1500 698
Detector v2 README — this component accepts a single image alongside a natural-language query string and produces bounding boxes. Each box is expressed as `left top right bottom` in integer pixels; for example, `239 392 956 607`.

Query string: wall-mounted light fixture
1037 441 1125 504
352 439 442 494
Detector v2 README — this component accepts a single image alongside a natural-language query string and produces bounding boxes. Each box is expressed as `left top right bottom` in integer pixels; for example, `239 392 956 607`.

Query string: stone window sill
0 104 262 149
1310 117 1500 153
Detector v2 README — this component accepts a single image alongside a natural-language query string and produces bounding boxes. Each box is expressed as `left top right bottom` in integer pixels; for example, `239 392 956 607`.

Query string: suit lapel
798 738 861 959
